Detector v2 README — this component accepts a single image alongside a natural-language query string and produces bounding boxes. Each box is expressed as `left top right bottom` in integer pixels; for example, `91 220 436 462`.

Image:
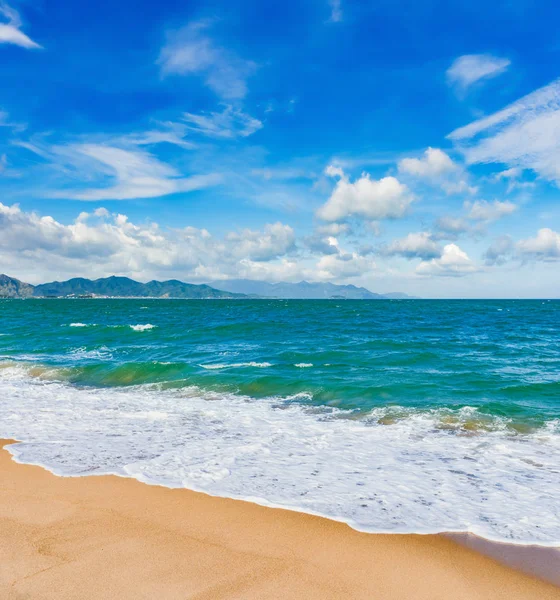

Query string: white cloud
328 0 343 22
397 147 476 195
0 202 304 282
158 20 256 100
485 229 560 264
0 203 381 284
13 136 221 200
316 223 349 236
385 232 442 261
448 78 560 184
398 147 457 177
464 199 517 221
434 216 470 239
318 166 414 222
225 223 295 261
0 2 41 49
416 243 478 277
446 54 510 92
183 105 262 139
68 145 221 201
517 228 560 261
493 167 522 181
484 235 514 265
316 252 375 281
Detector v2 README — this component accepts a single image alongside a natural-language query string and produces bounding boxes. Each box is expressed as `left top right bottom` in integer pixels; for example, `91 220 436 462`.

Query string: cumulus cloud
0 203 375 284
225 222 295 261
446 54 510 92
484 235 514 266
464 199 517 221
416 243 478 277
448 78 560 184
0 2 41 49
0 203 302 282
517 228 560 261
484 229 560 265
398 147 457 178
318 166 414 222
434 199 517 242
183 105 262 139
385 232 442 261
158 19 256 100
316 252 375 280
398 147 476 195
433 216 470 240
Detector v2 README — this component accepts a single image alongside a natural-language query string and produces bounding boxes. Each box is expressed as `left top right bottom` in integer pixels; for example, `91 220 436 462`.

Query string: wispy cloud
446 54 510 93
448 78 560 183
183 105 262 139
12 132 221 201
0 2 41 49
328 0 343 23
65 145 221 201
158 19 256 100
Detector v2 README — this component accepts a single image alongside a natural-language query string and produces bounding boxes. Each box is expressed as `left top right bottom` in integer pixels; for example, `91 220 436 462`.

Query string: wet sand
1 440 558 599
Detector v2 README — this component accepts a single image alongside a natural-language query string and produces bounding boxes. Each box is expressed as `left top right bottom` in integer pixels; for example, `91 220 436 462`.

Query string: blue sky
1 0 560 297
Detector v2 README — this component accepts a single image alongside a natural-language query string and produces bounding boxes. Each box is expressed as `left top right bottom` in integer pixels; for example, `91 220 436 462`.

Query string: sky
1 0 560 298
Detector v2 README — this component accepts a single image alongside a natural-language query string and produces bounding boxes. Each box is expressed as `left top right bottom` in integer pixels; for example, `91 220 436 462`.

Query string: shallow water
0 298 559 544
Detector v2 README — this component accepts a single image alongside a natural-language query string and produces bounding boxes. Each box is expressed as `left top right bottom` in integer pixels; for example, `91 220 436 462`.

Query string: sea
0 298 559 545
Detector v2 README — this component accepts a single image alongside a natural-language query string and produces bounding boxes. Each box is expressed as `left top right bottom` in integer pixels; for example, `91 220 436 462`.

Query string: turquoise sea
1 299 559 544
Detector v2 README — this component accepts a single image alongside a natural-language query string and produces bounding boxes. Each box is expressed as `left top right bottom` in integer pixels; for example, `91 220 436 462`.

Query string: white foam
295 363 313 368
129 324 157 332
69 323 93 328
200 362 273 370
68 347 113 361
0 363 559 546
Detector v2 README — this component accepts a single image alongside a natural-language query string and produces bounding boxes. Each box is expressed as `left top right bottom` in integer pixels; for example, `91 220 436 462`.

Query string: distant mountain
1 274 417 300
0 274 34 298
1 275 248 299
208 279 416 299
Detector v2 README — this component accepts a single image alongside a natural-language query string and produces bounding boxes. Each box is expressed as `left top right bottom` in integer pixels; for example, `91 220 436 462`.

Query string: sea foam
130 324 157 332
1 362 559 546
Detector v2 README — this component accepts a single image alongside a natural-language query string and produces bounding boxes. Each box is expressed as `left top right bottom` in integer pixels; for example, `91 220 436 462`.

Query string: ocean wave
69 323 95 328
130 324 157 332
68 346 113 361
295 363 313 368
200 362 273 370
1 361 559 545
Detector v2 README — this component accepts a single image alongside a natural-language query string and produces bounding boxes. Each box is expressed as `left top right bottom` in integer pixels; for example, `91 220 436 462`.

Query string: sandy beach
1 440 558 599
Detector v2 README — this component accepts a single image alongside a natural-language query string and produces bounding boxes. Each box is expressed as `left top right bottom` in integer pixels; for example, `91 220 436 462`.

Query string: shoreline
1 440 558 599
7 438 560 551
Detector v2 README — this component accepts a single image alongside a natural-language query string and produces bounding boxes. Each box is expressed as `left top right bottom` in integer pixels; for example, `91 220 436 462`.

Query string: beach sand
1 440 558 600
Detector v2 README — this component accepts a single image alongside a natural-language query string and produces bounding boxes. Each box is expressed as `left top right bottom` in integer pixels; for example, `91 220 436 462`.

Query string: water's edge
4 438 559 548
3 438 559 588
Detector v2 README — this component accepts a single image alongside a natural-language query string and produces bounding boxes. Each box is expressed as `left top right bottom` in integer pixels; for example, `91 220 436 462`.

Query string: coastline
1 440 558 599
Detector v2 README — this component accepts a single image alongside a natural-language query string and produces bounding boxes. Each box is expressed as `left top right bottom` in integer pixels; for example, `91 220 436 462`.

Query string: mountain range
208 279 415 299
0 275 246 299
0 274 416 300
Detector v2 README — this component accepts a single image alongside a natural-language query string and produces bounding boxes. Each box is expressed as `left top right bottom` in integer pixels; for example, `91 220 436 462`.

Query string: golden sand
1 440 558 599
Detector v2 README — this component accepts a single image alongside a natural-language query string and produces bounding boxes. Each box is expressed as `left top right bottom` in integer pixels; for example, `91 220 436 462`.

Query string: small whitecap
69 323 90 327
130 324 157 332
295 363 313 368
